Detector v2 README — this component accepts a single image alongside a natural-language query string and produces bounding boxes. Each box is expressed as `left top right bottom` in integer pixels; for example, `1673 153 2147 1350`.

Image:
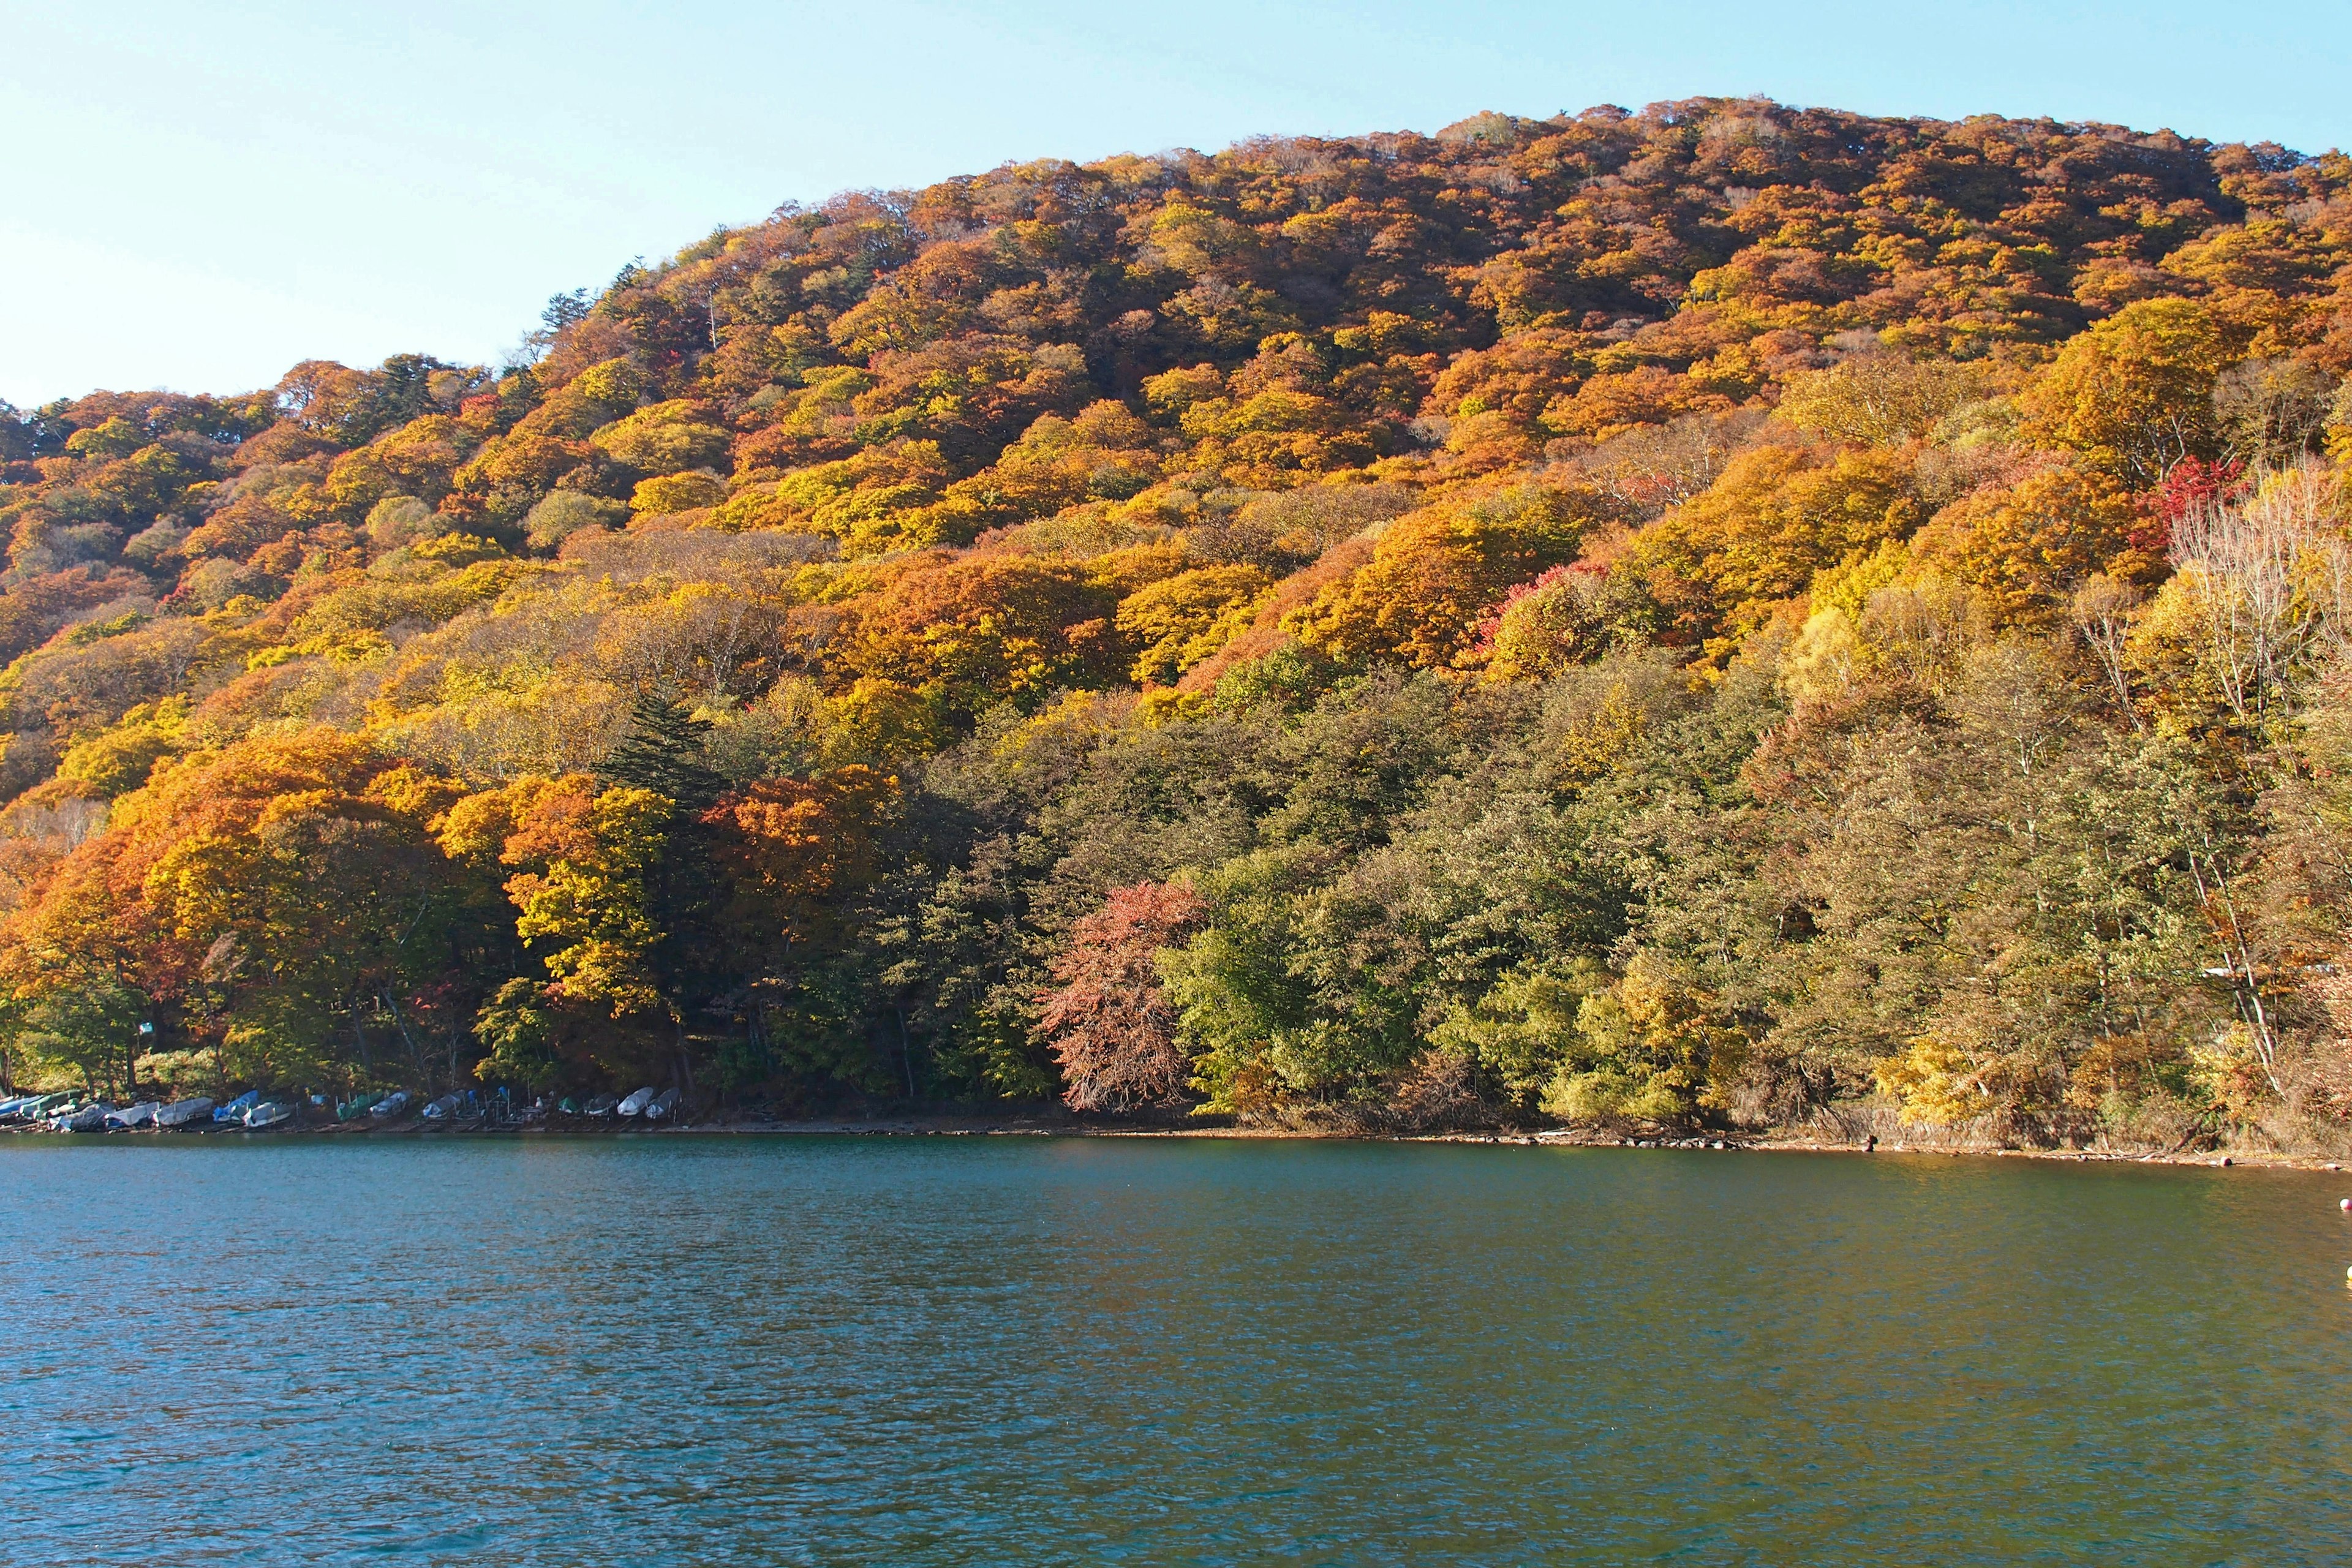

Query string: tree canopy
6 97 2352 1148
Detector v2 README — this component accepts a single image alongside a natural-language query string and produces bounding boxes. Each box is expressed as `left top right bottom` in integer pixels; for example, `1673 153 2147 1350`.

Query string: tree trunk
895 1005 916 1101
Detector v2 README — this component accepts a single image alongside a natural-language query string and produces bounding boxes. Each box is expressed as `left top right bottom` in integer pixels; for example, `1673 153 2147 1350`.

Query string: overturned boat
155 1098 214 1129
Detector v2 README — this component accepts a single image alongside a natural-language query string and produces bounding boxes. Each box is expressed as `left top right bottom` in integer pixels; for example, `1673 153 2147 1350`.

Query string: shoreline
14 1111 2344 1172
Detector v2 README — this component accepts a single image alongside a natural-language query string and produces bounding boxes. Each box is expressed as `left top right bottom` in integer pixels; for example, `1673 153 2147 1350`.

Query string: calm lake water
2 1136 2348 1565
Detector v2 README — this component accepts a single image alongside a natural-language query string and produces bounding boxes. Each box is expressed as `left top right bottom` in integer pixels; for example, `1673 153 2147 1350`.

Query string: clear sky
5 0 2349 407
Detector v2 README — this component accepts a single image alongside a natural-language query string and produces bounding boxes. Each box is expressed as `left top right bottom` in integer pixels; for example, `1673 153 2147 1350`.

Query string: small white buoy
2340 1198 2350 1213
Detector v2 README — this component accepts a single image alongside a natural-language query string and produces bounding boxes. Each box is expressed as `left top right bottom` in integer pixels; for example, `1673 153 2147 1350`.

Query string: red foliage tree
1035 881 1207 1112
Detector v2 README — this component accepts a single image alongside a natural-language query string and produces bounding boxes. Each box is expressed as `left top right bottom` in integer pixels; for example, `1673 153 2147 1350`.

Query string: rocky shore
17 1097 2346 1173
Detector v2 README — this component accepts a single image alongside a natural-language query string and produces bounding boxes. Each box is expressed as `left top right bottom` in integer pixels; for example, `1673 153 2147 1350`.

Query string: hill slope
6 97 2352 1144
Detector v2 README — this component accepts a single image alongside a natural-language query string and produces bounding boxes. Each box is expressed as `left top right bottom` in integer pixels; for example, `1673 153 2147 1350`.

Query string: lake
2 1136 2347 1564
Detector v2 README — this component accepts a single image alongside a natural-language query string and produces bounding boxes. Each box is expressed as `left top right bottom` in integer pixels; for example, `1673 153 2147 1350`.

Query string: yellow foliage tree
2019 298 2233 484
1287 486 1599 669
1117 565 1273 685
1908 464 2143 626
1620 443 1923 654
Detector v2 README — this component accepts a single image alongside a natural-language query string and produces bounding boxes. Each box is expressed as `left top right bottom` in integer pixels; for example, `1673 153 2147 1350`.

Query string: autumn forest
8 99 2352 1147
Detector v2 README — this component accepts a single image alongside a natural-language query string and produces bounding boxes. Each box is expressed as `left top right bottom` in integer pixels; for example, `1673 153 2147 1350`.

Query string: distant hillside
5 97 2351 1148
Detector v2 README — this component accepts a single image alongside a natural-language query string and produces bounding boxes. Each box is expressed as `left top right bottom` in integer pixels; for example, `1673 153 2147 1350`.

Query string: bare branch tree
2168 459 2352 721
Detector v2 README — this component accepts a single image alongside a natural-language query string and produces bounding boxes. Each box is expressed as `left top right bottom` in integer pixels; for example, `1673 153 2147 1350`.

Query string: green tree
603 689 725 810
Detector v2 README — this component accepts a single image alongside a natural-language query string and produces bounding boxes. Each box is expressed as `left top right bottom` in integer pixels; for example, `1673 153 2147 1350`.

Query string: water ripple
1 1138 2347 1564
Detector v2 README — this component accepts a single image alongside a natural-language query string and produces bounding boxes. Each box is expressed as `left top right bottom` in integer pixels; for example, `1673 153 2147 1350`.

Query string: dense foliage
9 98 2352 1145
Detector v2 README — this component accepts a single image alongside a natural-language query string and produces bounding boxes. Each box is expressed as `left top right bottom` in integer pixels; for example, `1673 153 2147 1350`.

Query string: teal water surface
2 1137 2348 1564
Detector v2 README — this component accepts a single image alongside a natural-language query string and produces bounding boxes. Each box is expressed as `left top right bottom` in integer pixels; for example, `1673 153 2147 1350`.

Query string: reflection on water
3 1137 2348 1564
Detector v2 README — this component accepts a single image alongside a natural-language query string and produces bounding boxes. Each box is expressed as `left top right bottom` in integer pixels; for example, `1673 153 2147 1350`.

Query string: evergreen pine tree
603 689 724 810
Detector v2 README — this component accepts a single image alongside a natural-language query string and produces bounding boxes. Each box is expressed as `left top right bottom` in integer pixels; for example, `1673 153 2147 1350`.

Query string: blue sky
4 0 2348 406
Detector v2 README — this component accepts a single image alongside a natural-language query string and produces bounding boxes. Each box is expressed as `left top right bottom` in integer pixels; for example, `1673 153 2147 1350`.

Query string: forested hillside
9 98 2352 1145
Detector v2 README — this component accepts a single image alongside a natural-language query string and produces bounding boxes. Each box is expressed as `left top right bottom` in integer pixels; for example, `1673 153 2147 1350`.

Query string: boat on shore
369 1090 411 1120
420 1093 466 1121
243 1101 293 1130
617 1087 657 1117
644 1088 680 1121
106 1102 159 1130
213 1091 260 1125
156 1098 214 1129
582 1094 617 1117
56 1103 113 1133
